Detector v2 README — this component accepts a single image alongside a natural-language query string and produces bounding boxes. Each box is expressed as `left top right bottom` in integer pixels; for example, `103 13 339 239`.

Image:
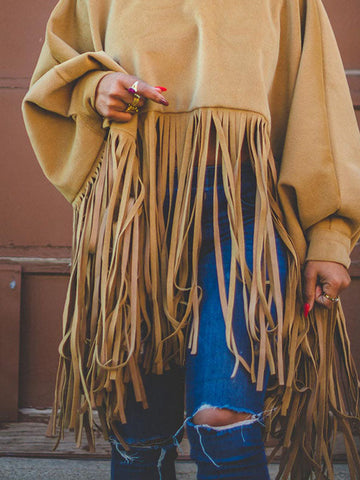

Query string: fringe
50 108 360 478
266 301 360 479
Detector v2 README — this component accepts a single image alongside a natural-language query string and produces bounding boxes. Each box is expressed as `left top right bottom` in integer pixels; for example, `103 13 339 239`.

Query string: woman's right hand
94 72 169 123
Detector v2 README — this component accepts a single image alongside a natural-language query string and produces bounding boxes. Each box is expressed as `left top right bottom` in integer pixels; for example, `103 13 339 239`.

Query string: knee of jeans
192 405 257 428
187 404 268 440
110 434 178 466
186 404 267 467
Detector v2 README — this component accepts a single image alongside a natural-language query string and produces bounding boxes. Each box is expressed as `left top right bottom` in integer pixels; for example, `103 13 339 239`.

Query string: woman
23 0 360 478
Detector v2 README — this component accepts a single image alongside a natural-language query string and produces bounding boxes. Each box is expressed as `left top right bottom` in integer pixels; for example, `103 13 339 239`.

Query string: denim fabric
112 368 185 442
110 163 288 480
110 368 184 479
186 163 287 418
110 440 178 480
186 419 270 480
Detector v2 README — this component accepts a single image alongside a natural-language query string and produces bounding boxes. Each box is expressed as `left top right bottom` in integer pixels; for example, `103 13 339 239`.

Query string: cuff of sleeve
305 223 351 268
69 70 112 118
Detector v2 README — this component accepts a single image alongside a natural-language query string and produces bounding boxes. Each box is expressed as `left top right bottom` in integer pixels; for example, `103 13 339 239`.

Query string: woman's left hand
303 260 351 312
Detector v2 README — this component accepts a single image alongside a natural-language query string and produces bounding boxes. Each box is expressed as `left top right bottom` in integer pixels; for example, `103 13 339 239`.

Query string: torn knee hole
192 407 255 427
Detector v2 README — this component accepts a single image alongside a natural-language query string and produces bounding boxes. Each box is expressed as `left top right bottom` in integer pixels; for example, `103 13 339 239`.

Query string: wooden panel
0 422 111 458
0 0 72 250
0 88 72 248
355 109 360 128
1 0 58 78
341 278 360 369
344 244 360 369
0 248 71 272
18 274 68 408
0 265 21 421
347 76 360 108
323 0 360 69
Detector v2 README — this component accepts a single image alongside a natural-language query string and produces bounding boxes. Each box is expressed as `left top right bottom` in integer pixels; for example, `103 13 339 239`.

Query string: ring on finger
131 93 141 108
125 93 141 113
322 292 339 303
125 103 139 113
128 81 139 94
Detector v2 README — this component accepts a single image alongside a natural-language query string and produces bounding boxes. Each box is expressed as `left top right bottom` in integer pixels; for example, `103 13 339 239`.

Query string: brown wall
1 0 72 418
0 0 359 418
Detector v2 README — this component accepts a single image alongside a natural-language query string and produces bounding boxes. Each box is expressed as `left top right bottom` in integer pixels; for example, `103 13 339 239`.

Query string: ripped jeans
110 163 288 479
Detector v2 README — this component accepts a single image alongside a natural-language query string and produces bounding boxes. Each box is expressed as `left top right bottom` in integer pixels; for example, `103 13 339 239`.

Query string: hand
94 72 168 123
303 260 351 313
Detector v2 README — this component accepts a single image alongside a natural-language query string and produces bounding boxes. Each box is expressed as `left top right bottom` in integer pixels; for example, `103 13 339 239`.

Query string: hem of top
138 105 271 125
69 106 270 206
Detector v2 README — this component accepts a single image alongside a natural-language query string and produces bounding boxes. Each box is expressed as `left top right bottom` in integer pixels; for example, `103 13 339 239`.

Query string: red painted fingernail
155 86 167 92
303 303 310 318
160 98 169 106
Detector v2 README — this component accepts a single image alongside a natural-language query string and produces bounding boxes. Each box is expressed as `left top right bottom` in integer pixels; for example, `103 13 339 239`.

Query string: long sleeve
278 0 360 268
22 0 128 203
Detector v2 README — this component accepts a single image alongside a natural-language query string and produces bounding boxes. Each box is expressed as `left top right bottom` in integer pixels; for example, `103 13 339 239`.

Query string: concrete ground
0 457 351 479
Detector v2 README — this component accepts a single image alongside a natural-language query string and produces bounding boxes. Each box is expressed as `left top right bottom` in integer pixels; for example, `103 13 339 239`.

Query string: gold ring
125 103 139 113
125 93 141 113
131 93 141 107
322 293 339 303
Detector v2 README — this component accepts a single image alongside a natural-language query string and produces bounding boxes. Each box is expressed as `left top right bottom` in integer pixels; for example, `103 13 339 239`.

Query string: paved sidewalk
0 457 351 479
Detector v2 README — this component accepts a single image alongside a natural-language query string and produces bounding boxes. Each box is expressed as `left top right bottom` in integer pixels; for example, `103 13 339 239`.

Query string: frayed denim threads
185 406 271 479
110 434 178 480
188 421 270 479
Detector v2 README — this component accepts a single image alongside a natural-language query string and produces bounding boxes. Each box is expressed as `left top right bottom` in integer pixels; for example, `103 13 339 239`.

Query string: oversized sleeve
278 0 360 268
22 0 129 203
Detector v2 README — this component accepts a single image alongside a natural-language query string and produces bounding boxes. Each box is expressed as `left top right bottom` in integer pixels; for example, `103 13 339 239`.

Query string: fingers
303 262 318 311
302 260 351 315
110 88 146 108
133 81 169 106
94 72 169 122
95 96 133 122
314 284 334 309
105 111 134 123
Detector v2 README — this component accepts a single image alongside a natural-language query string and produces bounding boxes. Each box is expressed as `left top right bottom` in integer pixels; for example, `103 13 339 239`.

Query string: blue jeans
110 163 288 479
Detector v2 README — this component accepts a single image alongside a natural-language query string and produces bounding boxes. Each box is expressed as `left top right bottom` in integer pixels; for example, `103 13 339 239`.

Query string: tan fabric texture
23 0 360 478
